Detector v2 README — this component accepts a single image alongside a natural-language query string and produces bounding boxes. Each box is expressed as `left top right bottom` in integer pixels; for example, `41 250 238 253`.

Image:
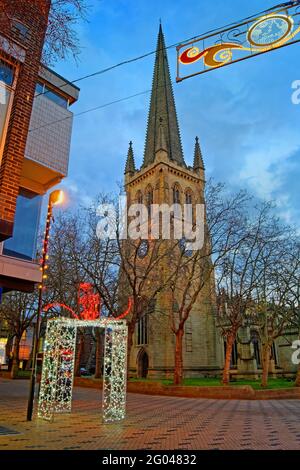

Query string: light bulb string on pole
26 191 62 421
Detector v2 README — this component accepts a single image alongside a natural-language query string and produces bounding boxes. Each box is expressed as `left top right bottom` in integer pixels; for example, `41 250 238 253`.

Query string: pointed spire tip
142 27 185 168
125 140 136 175
193 135 205 172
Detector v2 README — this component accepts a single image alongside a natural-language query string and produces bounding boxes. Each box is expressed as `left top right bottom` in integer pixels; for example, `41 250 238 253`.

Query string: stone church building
123 26 297 380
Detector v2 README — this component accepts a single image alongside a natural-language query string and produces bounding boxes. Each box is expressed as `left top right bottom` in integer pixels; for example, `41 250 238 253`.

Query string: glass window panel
44 86 68 108
0 85 11 150
3 189 42 261
0 59 14 87
35 82 44 95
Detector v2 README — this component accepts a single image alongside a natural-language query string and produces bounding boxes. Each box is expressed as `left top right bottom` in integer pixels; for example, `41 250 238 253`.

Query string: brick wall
0 0 50 241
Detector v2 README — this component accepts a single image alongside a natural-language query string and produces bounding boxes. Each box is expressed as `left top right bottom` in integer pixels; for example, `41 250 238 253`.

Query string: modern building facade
0 0 79 293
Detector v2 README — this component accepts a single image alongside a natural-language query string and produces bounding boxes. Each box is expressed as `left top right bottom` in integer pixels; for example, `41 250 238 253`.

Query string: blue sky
51 0 300 225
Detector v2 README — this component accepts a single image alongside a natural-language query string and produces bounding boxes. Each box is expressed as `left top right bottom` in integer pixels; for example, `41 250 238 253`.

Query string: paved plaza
0 378 300 450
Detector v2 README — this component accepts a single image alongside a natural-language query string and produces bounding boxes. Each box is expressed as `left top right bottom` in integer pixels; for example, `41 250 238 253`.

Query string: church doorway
138 349 149 378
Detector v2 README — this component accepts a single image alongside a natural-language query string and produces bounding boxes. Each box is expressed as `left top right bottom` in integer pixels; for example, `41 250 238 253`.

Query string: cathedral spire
124 141 136 175
143 25 185 168
193 136 205 172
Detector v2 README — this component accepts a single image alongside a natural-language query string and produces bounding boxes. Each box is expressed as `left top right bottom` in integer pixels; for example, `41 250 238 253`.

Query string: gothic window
185 191 193 205
137 314 148 345
185 189 194 221
251 330 261 368
136 190 143 204
271 342 278 366
173 184 181 204
136 299 156 345
146 186 153 214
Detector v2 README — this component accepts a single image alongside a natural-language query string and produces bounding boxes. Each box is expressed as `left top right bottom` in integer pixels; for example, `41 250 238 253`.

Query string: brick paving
0 378 299 450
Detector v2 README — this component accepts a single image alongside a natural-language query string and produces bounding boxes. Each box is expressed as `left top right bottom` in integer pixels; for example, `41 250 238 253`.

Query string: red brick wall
0 0 50 241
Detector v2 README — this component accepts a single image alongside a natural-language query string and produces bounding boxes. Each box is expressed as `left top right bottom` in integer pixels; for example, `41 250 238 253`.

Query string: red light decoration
43 283 132 321
43 302 78 319
78 283 101 320
114 297 133 320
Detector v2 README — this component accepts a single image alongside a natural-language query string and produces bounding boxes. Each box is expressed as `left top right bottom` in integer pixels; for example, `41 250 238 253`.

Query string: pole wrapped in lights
26 190 64 422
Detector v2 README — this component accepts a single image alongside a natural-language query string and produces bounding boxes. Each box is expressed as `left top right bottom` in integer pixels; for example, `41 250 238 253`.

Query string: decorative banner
176 2 300 82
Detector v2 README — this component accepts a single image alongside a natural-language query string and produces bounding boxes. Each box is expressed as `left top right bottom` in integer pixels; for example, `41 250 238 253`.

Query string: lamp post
26 189 64 421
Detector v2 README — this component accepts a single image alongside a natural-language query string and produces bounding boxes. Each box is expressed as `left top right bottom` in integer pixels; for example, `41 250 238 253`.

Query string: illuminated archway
38 284 132 424
38 317 128 423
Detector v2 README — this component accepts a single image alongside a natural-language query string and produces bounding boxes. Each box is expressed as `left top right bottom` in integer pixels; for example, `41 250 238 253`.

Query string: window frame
0 56 18 166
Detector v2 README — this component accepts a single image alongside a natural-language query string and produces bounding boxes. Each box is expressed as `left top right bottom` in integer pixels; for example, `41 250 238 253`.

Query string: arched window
185 191 193 205
137 314 148 345
173 184 181 204
271 342 278 366
146 186 153 213
185 189 194 221
251 330 261 368
136 190 143 204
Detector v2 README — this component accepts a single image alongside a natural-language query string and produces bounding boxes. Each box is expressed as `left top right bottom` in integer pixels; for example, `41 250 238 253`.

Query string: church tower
124 26 221 379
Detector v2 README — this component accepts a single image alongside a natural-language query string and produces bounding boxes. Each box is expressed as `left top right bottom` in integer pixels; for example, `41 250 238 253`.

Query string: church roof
142 25 185 168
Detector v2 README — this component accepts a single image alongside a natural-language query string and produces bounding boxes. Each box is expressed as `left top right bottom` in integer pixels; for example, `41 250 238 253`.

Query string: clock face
247 15 293 48
179 237 193 257
138 240 149 258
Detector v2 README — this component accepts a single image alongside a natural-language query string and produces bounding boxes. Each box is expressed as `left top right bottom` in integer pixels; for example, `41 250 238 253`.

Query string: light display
176 3 300 81
38 318 128 423
43 283 132 321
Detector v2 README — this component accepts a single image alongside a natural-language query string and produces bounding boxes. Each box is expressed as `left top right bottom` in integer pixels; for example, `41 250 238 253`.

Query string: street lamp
26 189 64 421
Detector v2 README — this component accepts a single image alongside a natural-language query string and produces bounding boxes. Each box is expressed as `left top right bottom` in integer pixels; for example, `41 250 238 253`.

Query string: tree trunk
222 333 235 385
75 331 84 376
127 323 135 374
25 345 33 371
261 344 271 387
11 336 20 379
94 329 102 379
174 328 184 385
5 336 13 371
295 363 300 387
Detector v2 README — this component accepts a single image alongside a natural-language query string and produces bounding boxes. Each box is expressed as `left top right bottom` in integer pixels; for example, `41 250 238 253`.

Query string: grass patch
16 370 31 378
129 377 295 389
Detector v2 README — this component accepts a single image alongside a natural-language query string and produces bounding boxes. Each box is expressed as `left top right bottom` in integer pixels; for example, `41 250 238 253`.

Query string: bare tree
169 181 250 385
0 291 37 378
272 240 300 386
65 195 180 367
251 234 296 387
216 202 288 385
0 0 88 64
43 0 88 64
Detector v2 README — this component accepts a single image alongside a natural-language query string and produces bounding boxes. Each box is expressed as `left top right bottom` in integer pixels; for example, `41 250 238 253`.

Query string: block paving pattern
0 379 300 450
